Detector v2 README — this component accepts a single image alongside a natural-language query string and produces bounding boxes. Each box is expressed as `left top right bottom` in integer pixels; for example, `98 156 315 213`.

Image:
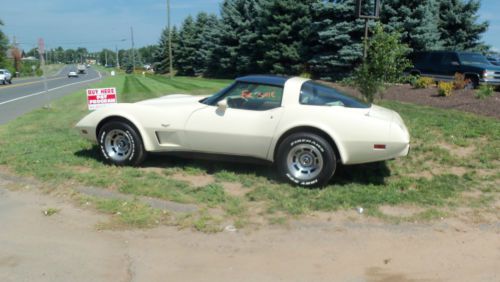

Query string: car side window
299 81 370 108
221 82 283 111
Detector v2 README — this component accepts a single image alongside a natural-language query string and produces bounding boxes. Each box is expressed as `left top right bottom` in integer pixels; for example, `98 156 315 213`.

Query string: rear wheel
465 76 479 89
98 121 146 166
276 133 336 187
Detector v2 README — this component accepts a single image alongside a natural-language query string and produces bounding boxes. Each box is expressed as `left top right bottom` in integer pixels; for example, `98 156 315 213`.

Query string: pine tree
207 0 263 77
256 0 316 75
309 0 366 80
381 0 442 51
175 16 198 76
154 26 178 74
194 13 220 75
438 0 488 51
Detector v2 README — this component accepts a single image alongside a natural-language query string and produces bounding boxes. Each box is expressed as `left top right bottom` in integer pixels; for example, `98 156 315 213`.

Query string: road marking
0 76 68 89
0 72 102 106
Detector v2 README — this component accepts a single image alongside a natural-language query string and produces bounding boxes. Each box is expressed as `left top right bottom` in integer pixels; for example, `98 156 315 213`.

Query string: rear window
458 53 490 65
300 81 370 108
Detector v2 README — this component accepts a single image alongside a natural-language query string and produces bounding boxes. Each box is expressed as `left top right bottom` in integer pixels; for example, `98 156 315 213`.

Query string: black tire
98 121 146 166
8 79 12 84
465 76 479 90
276 133 336 187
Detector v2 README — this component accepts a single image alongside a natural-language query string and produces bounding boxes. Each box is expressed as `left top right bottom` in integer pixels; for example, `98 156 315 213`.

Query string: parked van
409 51 500 88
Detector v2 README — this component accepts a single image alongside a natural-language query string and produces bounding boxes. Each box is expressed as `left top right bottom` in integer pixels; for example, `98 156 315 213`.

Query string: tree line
154 0 489 79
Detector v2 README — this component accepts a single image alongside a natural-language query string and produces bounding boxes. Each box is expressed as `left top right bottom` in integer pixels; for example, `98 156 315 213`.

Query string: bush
352 23 411 102
453 73 468 90
475 85 494 99
413 77 435 89
438 81 454 97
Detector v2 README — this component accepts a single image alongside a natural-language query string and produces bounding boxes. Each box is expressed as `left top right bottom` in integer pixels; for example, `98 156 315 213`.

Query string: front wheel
98 121 146 166
276 133 336 187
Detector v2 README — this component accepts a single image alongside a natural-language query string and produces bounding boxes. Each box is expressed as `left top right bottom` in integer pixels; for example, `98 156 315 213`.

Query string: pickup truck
77 64 86 74
0 69 13 85
409 51 500 88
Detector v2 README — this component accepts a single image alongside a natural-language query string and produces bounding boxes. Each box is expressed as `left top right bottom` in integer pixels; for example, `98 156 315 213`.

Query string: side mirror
451 61 460 66
217 99 228 110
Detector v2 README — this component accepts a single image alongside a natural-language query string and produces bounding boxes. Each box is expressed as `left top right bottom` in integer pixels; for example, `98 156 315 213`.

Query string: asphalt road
0 65 102 125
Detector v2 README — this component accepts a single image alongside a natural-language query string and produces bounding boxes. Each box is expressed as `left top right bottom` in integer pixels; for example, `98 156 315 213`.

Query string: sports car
75 75 410 187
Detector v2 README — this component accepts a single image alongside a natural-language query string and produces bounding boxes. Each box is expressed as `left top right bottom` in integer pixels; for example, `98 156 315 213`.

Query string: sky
1 0 499 52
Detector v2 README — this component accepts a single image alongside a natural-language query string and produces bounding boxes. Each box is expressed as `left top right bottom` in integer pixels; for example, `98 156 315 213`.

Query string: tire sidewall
277 133 336 187
98 121 145 166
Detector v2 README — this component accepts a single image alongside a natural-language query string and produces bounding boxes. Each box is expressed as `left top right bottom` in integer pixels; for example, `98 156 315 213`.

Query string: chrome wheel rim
286 144 323 181
104 129 132 161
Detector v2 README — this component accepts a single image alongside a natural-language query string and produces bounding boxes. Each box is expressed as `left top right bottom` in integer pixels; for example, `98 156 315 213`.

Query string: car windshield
201 83 235 105
459 53 490 65
0 71 4 74
300 81 371 108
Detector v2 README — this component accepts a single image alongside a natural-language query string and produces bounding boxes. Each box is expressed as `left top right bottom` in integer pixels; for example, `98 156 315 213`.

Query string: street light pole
130 26 135 73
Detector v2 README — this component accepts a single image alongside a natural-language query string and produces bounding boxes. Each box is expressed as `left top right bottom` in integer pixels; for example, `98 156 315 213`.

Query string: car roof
236 75 289 87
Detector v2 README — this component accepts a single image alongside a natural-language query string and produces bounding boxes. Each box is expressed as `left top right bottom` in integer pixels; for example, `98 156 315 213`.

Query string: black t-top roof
236 75 290 87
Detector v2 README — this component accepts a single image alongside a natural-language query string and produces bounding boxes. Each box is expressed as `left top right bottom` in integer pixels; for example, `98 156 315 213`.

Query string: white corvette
76 75 410 187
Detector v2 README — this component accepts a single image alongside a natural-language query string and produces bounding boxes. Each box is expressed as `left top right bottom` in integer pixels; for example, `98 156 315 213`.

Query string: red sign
87 88 117 110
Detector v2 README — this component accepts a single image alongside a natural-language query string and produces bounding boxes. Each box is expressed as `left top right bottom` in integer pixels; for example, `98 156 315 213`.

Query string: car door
184 82 284 159
439 52 461 78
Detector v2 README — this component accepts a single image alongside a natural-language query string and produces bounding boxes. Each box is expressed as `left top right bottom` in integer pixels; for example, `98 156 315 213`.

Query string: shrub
352 23 411 102
453 73 468 90
475 85 494 99
438 81 454 97
413 77 435 89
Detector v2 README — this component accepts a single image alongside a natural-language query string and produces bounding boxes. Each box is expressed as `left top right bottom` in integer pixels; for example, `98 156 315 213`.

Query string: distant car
0 69 13 85
75 75 410 187
409 51 500 88
68 71 78 78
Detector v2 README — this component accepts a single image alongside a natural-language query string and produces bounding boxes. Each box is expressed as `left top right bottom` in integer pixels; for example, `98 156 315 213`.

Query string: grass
0 72 498 230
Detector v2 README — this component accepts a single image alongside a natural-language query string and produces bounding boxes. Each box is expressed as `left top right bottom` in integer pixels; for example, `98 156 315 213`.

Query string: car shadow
74 146 390 187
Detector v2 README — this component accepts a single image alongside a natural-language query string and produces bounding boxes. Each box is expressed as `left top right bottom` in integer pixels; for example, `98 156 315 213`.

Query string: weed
475 85 494 99
42 208 60 216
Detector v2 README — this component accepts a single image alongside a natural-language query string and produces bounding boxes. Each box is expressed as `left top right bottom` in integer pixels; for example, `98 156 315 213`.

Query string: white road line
0 72 102 106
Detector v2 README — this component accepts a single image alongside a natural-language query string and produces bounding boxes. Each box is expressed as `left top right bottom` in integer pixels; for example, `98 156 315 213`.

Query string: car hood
135 94 208 107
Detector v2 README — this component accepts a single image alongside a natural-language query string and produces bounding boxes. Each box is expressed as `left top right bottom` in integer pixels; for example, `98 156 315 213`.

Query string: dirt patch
221 182 248 197
170 173 215 187
437 142 476 158
379 205 426 218
329 83 500 119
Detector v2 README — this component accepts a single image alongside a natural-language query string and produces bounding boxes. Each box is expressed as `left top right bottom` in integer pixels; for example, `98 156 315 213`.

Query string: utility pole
167 0 173 78
115 45 120 69
105 50 108 67
130 26 135 73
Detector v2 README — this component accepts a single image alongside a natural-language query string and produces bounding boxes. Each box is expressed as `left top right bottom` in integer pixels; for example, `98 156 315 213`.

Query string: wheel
98 121 146 166
8 79 12 84
465 76 479 90
1 80 5 85
276 133 336 187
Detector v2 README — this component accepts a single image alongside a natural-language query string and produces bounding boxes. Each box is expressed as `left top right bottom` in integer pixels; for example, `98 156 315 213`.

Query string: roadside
0 171 498 282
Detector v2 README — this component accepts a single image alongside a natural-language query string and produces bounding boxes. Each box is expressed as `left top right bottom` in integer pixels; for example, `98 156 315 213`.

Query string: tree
353 23 411 102
381 0 442 51
154 26 178 74
193 13 220 75
438 0 488 51
175 16 198 76
309 0 366 80
0 19 8 68
207 0 263 77
256 0 316 75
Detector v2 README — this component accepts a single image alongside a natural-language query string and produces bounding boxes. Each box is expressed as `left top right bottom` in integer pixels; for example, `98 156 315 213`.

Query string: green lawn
0 73 498 230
